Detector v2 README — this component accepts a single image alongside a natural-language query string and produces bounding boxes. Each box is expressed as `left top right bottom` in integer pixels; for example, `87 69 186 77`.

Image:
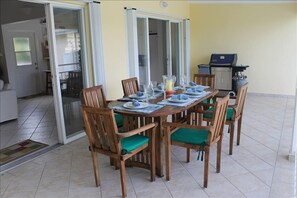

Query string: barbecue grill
198 54 248 95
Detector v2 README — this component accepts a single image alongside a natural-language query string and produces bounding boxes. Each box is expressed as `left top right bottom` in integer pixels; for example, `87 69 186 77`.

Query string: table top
109 89 218 118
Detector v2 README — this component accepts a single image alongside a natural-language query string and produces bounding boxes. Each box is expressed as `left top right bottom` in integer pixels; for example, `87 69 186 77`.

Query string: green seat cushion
202 98 214 105
171 128 208 145
204 107 234 120
114 113 124 127
121 134 149 154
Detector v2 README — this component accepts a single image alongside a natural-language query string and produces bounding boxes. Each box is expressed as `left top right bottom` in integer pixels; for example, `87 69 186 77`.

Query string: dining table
108 87 219 177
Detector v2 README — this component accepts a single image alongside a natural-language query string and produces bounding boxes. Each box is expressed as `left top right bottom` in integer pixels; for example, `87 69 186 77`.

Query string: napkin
186 88 194 92
136 91 144 97
195 86 204 92
187 87 204 92
171 94 189 100
189 81 197 87
132 99 140 106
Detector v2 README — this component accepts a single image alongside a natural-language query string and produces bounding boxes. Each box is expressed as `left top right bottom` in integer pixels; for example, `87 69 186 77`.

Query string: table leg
155 116 165 177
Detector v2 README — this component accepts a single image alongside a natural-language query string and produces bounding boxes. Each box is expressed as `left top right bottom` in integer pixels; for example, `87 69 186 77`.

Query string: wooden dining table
109 88 219 177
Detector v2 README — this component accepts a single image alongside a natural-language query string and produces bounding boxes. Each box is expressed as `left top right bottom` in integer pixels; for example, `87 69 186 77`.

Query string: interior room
0 0 296 198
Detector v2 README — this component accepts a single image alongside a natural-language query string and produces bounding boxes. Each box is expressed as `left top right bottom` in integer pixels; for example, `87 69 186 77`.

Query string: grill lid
209 54 237 66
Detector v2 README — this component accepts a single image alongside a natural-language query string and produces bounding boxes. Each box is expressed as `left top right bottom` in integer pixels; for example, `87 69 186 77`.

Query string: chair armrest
117 122 158 138
163 122 212 131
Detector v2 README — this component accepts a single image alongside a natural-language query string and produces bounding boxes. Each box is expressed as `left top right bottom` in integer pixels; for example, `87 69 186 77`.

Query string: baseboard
247 92 295 99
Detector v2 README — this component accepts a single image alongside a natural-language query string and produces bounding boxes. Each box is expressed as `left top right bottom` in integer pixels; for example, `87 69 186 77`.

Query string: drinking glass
180 75 187 91
150 81 157 99
158 82 166 100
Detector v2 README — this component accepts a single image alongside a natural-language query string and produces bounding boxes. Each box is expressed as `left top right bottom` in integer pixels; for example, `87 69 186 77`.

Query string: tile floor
0 95 58 150
0 94 296 198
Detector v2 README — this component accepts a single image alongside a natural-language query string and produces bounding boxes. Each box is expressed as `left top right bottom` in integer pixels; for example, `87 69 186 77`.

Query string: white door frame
19 0 105 145
126 8 189 84
45 3 88 144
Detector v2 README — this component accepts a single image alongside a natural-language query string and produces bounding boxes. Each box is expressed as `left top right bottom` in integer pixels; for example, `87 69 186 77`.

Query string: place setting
183 81 211 98
112 99 164 114
117 91 149 102
158 93 196 107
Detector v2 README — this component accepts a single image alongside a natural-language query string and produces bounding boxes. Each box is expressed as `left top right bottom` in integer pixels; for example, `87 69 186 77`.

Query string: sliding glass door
45 4 87 143
127 9 188 86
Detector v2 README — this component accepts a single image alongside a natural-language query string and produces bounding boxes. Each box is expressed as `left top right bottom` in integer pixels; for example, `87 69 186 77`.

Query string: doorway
0 0 101 169
126 9 189 87
2 21 44 98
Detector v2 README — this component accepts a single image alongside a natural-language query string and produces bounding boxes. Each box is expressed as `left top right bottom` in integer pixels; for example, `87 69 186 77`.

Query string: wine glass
150 81 157 99
158 82 166 100
143 84 149 102
180 75 187 91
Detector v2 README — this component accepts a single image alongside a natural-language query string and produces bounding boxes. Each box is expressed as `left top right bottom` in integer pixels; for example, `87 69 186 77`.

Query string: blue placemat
157 91 211 107
111 103 164 114
157 98 197 107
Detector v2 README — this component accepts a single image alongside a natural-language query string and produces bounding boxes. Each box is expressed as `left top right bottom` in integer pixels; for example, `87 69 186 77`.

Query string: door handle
35 62 38 70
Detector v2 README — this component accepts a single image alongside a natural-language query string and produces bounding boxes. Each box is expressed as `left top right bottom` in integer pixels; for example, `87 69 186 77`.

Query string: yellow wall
100 1 189 99
190 3 297 96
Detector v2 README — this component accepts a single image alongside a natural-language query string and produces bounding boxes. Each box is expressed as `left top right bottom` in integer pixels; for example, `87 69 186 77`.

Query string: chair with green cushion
163 95 229 188
193 74 216 125
121 77 140 97
81 106 156 198
82 85 124 128
203 83 248 155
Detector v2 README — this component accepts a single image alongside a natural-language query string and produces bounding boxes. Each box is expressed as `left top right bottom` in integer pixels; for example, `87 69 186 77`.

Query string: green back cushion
204 107 234 120
114 113 124 127
171 128 208 145
121 134 149 153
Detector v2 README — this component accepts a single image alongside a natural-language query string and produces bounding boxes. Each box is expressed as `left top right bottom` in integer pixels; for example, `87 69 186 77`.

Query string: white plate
168 98 189 103
128 94 147 99
184 91 204 95
123 102 149 109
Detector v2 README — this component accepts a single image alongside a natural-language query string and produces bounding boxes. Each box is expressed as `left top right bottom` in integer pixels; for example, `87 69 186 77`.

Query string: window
13 37 32 66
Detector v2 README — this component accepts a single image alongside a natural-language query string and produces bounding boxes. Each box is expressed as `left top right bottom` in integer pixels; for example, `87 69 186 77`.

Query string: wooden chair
81 105 157 198
82 85 123 128
192 74 216 125
193 74 215 88
204 83 248 155
121 77 140 97
163 95 229 188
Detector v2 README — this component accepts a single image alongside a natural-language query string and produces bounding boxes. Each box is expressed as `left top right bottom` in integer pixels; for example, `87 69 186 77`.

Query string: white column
88 1 105 89
289 76 297 161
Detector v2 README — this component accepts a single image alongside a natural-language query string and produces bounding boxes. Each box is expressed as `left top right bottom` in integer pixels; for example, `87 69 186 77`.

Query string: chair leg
119 160 127 198
164 128 171 181
229 124 235 155
216 140 222 173
203 147 210 188
150 134 156 182
186 148 191 162
91 150 100 187
237 117 242 145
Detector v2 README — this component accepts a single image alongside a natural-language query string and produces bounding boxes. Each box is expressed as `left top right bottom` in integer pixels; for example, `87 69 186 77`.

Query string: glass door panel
137 17 149 89
171 22 181 85
53 7 84 138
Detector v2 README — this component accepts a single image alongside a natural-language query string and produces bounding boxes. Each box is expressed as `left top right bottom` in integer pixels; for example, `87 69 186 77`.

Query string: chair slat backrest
193 74 215 89
122 77 139 96
81 105 120 154
209 95 229 143
234 83 248 118
82 85 107 108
